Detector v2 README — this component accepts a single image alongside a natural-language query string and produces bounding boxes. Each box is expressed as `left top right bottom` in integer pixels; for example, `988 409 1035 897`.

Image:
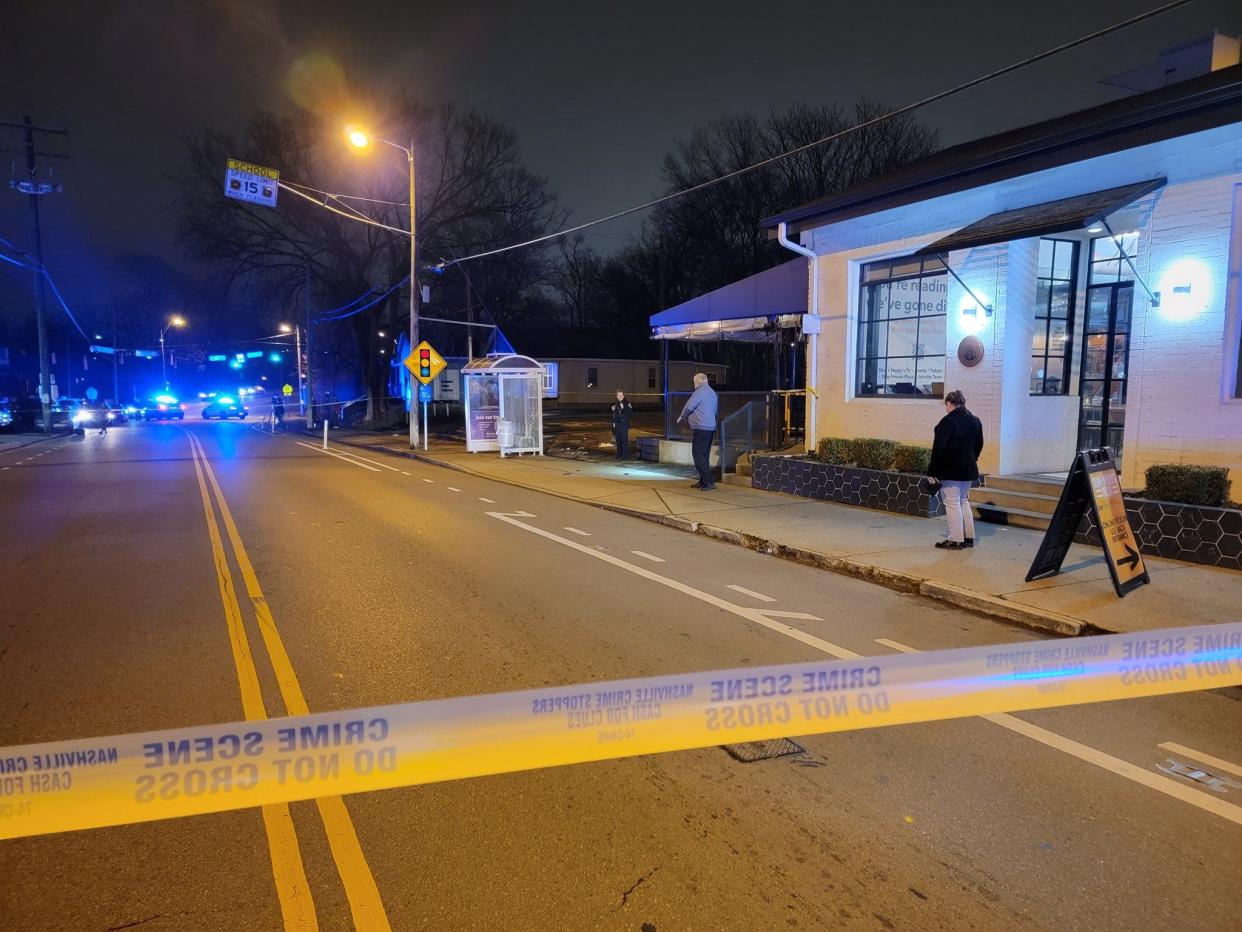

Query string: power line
274 0 1196 267
317 275 409 321
277 181 411 236
439 0 1195 266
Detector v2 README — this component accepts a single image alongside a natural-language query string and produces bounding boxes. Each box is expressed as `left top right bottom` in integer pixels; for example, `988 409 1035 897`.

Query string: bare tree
173 101 561 420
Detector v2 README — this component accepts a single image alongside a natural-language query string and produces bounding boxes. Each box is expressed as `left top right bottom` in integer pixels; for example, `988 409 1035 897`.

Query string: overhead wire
317 275 409 322
270 0 1195 267
0 238 90 339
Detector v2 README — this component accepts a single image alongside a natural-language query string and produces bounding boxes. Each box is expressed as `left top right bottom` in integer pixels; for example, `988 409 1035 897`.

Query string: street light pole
159 315 185 392
407 136 419 451
347 126 418 448
294 324 304 416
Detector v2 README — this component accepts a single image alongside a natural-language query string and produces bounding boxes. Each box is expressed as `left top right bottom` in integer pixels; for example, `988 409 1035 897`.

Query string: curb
312 431 1100 638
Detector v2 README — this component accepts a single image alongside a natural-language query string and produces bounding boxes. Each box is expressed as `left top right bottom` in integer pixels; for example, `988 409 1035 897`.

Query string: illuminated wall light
1154 257 1211 322
957 293 990 336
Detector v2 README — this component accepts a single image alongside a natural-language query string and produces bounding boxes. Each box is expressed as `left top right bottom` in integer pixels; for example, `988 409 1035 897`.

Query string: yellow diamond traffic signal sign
404 340 446 385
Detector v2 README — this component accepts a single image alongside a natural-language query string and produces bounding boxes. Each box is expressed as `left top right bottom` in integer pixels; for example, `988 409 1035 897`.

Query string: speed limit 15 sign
225 158 279 208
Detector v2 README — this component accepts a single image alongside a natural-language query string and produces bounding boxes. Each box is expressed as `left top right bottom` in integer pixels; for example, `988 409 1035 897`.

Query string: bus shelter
462 354 545 456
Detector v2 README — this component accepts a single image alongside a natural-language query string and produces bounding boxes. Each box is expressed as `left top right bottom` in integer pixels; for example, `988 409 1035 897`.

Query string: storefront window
856 255 946 397
1031 238 1079 395
1088 232 1138 284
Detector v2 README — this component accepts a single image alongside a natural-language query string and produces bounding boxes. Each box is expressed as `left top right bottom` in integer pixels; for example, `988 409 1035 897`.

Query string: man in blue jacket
678 373 718 490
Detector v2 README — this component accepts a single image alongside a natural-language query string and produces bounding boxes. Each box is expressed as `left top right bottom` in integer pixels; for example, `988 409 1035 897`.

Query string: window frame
586 366 598 389
854 254 947 399
1030 237 1080 396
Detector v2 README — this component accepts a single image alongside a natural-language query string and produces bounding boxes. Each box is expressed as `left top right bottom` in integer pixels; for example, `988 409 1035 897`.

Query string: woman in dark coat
927 389 984 550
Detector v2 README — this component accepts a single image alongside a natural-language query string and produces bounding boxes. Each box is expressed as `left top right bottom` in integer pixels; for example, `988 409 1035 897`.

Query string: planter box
1075 498 1242 571
752 455 943 518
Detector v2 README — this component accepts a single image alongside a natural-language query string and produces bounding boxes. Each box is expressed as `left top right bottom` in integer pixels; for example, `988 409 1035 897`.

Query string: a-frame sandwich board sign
1025 448 1150 598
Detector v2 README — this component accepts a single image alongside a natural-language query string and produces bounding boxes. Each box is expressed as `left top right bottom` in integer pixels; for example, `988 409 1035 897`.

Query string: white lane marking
630 550 665 563
1159 742 1242 779
422 478 434 483
875 638 1242 826
486 512 858 659
478 497 495 504
294 440 381 472
447 486 462 493
727 585 777 603
1 466 9 470
327 448 402 472
563 526 591 537
401 471 411 476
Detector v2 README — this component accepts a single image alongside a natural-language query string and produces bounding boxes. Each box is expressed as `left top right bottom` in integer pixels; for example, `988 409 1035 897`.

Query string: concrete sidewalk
320 428 1238 638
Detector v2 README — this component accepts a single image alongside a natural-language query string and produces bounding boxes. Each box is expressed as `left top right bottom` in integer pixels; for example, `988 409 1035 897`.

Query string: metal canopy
913 178 1166 256
461 353 543 371
649 259 807 341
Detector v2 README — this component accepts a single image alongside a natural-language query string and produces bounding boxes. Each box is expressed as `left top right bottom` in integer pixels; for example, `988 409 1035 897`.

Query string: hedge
850 438 898 471
892 444 932 475
1144 464 1232 507
815 437 853 465
813 436 931 475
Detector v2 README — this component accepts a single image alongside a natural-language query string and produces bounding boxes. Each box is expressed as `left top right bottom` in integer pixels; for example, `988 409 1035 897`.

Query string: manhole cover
721 738 805 762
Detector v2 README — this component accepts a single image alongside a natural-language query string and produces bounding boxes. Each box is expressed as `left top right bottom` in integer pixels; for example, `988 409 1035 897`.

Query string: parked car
34 399 77 431
144 395 186 420
202 396 248 420
0 399 14 432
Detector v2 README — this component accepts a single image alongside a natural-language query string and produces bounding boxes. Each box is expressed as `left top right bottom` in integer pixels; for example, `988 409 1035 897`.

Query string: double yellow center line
187 431 390 931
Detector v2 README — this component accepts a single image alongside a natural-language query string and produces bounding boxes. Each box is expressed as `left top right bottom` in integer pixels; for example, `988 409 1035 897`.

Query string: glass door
1078 283 1132 462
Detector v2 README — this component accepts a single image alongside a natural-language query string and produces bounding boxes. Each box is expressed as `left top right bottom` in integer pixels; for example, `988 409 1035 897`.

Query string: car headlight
72 410 90 423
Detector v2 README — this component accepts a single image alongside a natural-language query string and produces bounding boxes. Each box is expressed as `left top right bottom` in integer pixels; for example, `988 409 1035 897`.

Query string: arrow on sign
1118 545 1141 571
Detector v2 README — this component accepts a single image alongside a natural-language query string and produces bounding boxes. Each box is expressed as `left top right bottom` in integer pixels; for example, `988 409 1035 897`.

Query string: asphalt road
1 421 1240 931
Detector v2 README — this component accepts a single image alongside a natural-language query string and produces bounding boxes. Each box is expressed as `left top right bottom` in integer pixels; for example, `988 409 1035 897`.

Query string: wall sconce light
1156 258 1210 321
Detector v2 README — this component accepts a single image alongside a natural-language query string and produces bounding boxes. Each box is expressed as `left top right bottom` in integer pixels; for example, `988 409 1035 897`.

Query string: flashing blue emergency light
230 360 242 369
246 350 264 359
269 352 283 363
208 354 227 362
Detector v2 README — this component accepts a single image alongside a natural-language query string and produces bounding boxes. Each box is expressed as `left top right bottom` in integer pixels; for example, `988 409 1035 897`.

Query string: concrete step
736 462 752 476
971 486 1060 516
972 502 1052 531
985 474 1065 497
721 473 753 488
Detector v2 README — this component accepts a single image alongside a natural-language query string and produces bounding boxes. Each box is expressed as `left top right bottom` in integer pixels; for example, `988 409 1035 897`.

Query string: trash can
495 419 514 450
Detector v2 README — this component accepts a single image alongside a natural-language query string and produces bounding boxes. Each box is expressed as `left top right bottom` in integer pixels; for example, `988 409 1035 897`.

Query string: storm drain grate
721 738 805 763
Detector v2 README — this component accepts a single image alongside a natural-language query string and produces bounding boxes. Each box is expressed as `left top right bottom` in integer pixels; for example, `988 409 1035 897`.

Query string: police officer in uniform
611 389 634 459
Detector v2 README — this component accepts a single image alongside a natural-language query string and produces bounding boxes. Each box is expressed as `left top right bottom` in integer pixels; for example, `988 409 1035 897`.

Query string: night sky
2 0 1241 321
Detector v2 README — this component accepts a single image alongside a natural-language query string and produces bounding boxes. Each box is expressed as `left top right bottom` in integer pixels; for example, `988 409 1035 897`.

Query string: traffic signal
419 347 431 379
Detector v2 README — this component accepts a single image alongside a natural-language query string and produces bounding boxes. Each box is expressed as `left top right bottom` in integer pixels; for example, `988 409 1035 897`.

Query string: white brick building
765 51 1242 491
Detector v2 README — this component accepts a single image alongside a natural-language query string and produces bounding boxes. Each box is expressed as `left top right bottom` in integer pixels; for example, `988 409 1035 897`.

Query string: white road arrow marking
874 637 1242 826
486 511 850 658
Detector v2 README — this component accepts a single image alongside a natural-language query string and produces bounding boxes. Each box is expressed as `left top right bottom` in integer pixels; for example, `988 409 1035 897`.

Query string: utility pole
3 115 67 430
407 134 419 449
112 312 120 403
304 262 315 429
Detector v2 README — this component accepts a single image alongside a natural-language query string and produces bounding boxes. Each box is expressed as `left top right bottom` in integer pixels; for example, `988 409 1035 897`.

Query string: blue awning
650 259 807 341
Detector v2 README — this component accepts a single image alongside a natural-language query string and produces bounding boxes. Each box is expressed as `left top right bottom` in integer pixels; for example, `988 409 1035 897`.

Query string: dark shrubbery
892 444 932 475
1144 464 1231 507
813 437 931 475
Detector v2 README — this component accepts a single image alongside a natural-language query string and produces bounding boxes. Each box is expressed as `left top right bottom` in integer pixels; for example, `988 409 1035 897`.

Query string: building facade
766 58 1242 491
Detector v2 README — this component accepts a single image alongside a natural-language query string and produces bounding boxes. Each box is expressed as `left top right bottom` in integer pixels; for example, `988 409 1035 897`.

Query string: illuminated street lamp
347 123 418 448
159 314 186 390
279 322 305 414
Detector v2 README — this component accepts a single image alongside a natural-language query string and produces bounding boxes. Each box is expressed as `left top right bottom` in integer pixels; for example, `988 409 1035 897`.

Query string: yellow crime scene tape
2 623 1240 840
